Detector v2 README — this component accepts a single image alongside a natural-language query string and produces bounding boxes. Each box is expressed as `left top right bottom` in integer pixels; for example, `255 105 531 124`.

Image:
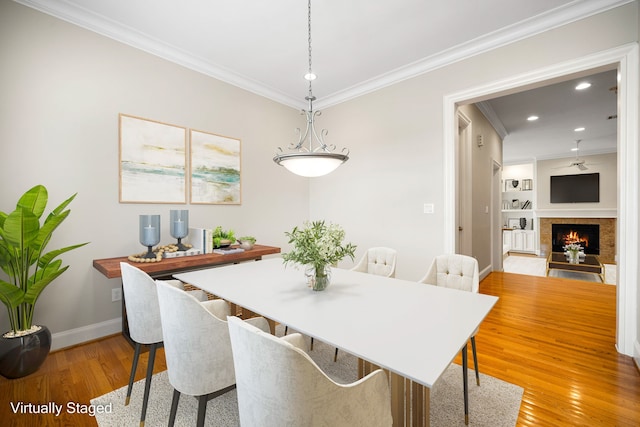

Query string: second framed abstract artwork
190 129 241 204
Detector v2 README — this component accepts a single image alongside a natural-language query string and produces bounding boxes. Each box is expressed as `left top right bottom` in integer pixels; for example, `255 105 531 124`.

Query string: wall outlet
111 288 122 302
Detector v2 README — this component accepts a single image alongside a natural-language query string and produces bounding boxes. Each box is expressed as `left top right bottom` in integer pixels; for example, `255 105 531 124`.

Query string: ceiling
18 0 626 161
482 69 619 163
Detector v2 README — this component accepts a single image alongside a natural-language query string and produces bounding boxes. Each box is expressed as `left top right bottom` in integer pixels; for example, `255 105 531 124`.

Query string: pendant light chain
307 0 314 100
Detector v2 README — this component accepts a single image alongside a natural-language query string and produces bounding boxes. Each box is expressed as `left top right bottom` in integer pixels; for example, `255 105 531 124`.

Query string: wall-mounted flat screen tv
550 172 599 203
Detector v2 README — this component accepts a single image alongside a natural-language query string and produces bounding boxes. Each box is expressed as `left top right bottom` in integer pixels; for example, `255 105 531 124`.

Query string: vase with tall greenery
282 220 356 291
0 185 88 336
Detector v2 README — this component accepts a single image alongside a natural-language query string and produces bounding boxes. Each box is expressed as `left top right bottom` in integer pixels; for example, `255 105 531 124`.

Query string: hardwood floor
0 334 167 426
473 272 640 426
1 271 638 426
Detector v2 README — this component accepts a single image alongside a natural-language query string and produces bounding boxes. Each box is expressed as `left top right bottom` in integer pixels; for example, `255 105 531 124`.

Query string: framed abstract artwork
190 129 241 204
119 114 187 203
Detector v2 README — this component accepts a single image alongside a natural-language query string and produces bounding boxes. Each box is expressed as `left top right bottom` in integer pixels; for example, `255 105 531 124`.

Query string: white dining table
174 257 498 427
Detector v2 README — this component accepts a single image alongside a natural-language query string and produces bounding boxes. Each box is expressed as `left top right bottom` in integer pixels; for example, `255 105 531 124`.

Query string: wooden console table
93 244 281 344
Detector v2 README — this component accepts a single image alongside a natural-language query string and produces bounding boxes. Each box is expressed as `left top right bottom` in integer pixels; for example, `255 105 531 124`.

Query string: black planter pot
0 326 52 379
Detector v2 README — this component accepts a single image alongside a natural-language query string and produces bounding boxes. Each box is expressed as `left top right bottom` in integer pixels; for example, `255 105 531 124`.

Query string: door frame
442 43 639 356
456 111 472 256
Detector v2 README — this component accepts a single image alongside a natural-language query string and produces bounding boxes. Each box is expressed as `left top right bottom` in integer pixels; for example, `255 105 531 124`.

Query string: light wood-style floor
1 271 639 426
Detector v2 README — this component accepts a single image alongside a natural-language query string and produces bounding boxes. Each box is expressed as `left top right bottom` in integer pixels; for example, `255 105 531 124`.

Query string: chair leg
284 325 288 335
139 343 158 427
333 347 339 362
196 395 208 427
168 389 180 427
470 336 480 386
462 343 469 425
125 343 142 406
310 337 314 351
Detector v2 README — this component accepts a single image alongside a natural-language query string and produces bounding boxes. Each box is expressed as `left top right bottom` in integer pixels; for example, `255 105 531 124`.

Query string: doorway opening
443 44 639 356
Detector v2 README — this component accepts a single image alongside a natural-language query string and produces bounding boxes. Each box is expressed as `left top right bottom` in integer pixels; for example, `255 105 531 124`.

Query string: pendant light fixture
273 0 349 177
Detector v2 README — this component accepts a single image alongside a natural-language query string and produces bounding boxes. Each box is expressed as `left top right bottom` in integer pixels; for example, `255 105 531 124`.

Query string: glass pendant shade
276 152 347 177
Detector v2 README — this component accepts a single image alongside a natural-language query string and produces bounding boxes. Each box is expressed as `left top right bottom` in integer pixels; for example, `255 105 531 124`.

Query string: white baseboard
51 318 121 351
479 265 492 280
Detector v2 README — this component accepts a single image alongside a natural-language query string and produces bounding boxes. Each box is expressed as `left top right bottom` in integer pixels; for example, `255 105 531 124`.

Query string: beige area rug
503 254 616 284
92 326 523 426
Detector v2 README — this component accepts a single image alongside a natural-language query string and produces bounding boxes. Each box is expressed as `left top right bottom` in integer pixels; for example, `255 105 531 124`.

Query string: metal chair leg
139 343 157 426
125 343 142 406
462 343 469 425
471 336 480 386
333 347 339 362
168 389 180 427
196 395 208 427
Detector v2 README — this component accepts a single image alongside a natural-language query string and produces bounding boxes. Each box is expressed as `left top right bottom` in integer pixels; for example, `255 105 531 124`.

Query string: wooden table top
93 244 281 279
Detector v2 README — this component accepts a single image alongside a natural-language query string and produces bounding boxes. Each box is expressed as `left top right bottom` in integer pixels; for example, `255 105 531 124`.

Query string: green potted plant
212 226 235 249
282 220 356 291
0 185 88 378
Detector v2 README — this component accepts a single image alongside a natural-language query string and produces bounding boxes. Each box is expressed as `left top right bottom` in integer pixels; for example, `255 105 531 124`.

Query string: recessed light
527 115 539 121
574 127 585 132
575 82 591 90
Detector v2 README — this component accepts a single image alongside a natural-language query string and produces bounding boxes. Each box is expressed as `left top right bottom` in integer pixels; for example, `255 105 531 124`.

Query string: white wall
459 104 503 273
636 0 640 368
313 3 637 281
0 1 308 348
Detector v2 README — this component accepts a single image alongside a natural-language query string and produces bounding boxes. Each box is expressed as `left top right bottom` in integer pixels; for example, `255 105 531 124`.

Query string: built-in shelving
502 164 537 254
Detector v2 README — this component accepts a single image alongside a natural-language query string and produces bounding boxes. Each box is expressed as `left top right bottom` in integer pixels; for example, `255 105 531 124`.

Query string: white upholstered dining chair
119 262 207 427
227 316 393 427
351 246 397 278
155 280 270 427
419 253 480 425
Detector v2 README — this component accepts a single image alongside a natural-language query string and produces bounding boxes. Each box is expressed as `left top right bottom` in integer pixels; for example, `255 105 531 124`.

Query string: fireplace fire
552 223 600 255
564 230 589 247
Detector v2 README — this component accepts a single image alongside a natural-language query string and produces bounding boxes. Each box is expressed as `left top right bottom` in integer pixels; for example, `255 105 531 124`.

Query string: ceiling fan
567 140 588 170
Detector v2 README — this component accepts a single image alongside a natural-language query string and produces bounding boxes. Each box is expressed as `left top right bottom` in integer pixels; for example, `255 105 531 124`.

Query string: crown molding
315 0 632 108
13 0 303 109
15 0 632 110
476 102 509 139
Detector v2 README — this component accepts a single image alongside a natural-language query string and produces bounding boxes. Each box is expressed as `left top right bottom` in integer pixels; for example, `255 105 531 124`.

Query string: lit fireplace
563 230 589 247
552 223 600 255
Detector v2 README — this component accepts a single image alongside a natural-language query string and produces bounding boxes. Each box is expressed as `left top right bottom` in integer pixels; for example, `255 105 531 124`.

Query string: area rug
92 327 523 426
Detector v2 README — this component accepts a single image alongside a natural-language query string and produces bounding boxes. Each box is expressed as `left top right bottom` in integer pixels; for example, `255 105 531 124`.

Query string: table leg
360 359 430 427
462 343 469 425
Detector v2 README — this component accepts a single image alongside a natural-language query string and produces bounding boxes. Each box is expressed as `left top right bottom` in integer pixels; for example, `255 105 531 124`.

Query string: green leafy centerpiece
212 226 235 249
282 221 356 291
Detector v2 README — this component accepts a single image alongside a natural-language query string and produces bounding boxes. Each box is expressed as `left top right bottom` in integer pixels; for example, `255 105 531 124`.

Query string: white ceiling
17 0 627 161
483 69 619 163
